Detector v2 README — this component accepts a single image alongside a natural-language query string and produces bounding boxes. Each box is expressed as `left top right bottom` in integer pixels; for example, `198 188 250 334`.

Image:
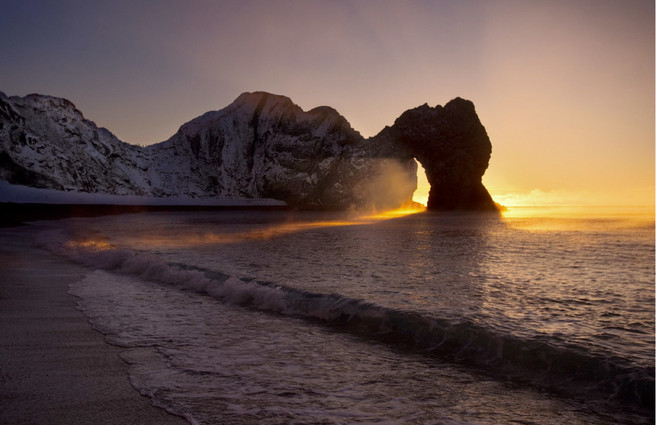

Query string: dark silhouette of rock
376 97 497 211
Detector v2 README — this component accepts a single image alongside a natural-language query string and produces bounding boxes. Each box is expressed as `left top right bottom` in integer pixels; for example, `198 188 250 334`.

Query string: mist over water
30 207 655 424
354 158 419 211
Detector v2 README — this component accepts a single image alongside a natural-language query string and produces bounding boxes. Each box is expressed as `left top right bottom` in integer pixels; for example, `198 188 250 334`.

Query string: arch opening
412 159 430 207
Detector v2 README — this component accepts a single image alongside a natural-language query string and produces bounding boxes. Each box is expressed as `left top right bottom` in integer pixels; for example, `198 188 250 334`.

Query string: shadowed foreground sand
0 227 187 425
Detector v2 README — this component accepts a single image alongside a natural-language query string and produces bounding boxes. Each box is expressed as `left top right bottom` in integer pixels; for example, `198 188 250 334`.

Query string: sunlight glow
365 204 427 220
113 205 427 249
412 159 430 207
500 205 656 222
491 187 656 222
491 188 656 210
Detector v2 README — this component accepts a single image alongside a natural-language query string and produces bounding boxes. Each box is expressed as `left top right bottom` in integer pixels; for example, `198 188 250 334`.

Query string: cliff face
149 91 415 209
0 90 496 211
0 92 152 195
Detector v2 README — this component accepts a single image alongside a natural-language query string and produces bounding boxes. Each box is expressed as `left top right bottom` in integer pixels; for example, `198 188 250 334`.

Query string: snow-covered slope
0 91 417 209
0 92 154 195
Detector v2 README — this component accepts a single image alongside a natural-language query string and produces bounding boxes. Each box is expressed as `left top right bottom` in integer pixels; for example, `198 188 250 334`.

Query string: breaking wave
34 228 655 412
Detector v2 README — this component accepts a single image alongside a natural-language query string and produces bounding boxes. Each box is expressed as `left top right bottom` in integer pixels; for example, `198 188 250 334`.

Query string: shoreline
0 202 290 227
0 226 188 424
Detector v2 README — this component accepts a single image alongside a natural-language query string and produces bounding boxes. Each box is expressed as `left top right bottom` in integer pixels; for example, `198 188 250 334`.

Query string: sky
1 0 653 207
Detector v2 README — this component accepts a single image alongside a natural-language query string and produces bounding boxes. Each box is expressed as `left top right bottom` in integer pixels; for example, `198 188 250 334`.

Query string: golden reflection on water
116 205 427 249
364 204 427 220
65 238 115 251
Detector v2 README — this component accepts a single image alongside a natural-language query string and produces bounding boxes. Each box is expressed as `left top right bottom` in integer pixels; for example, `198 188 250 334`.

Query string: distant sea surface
25 206 656 424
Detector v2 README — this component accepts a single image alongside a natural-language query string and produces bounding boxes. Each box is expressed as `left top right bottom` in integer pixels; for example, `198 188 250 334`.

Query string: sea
19 205 656 424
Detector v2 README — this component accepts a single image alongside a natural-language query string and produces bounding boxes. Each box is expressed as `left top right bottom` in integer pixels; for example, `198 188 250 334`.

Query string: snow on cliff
1 89 497 210
0 90 416 209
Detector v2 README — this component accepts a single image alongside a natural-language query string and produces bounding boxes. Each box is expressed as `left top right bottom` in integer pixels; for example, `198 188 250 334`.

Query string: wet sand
0 226 187 425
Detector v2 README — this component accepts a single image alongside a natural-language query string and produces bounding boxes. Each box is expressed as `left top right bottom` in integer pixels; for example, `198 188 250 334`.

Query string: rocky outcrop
0 90 497 211
0 92 153 195
374 98 497 211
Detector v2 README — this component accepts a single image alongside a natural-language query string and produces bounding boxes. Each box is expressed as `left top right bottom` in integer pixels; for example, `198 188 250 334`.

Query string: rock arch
374 97 498 211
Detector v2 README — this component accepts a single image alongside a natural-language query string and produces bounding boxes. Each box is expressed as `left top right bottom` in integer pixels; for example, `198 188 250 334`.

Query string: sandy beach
0 225 187 425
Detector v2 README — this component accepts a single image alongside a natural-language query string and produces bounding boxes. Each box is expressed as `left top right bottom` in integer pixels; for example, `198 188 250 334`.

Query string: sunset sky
1 0 653 207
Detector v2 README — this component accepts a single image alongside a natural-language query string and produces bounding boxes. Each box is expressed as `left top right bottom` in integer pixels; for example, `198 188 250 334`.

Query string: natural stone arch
373 97 498 211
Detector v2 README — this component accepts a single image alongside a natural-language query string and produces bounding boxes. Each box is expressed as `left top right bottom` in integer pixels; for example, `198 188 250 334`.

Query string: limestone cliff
0 90 497 211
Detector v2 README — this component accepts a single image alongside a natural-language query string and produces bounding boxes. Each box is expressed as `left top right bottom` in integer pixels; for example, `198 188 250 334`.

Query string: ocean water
28 206 655 424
